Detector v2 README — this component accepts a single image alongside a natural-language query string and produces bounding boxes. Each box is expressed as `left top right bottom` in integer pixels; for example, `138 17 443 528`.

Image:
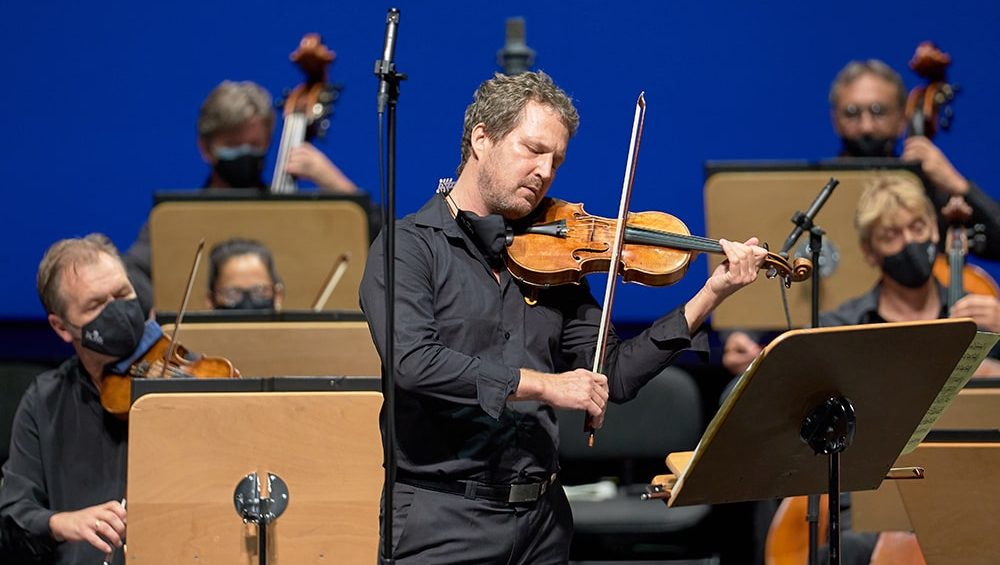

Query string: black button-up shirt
360 194 707 484
0 357 127 564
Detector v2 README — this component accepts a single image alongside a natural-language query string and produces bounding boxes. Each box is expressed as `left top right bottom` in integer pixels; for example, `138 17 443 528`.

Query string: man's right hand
722 331 762 376
513 368 609 427
49 500 126 554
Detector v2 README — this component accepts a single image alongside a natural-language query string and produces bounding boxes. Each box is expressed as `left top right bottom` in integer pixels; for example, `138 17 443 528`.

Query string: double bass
270 33 341 194
907 41 1000 301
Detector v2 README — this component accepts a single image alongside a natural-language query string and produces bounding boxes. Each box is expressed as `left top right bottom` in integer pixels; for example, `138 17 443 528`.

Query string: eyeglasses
213 284 275 307
839 102 897 122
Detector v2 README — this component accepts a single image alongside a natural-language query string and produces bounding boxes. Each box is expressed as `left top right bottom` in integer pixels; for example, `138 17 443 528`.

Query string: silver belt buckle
507 474 554 504
508 482 542 504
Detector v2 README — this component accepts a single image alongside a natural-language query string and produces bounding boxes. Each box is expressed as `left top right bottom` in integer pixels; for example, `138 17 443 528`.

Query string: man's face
475 101 569 219
199 115 271 165
50 253 137 344
832 73 907 144
863 206 937 265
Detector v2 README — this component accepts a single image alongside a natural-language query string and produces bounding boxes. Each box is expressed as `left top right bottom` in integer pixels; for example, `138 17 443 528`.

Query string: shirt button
504 331 511 340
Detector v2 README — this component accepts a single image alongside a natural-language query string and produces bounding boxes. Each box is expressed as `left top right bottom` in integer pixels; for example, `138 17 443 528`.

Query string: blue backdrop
2 1 998 322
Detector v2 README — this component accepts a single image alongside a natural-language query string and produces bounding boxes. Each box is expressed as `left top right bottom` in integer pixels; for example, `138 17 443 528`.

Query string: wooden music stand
127 391 383 563
150 199 369 312
703 164 924 329
893 441 1000 565
160 320 380 377
646 320 976 563
852 382 1000 565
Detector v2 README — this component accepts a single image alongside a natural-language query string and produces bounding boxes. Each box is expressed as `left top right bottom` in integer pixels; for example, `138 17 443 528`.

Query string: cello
270 33 341 193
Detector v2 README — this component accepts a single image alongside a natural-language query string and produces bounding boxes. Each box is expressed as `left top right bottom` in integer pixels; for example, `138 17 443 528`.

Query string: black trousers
379 479 573 564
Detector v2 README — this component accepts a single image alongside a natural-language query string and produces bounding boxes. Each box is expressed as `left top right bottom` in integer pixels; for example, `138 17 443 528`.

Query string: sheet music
902 331 1000 454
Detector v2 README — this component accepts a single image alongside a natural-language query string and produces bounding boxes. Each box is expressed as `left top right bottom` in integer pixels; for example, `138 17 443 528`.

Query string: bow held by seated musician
360 70 770 564
0 234 134 564
207 238 284 311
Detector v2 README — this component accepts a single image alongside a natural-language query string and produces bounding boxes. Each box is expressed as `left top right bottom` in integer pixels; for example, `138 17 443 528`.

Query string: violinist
207 238 284 311
0 235 133 564
360 71 769 563
123 80 358 311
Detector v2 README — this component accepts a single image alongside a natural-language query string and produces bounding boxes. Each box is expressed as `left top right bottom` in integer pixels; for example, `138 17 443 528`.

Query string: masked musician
0 235 139 564
360 70 769 563
123 80 357 313
206 238 284 311
723 58 1000 379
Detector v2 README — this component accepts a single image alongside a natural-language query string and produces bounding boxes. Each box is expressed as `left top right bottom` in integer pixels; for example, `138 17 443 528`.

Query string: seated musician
124 80 357 312
0 235 138 564
820 176 1000 376
207 238 284 311
723 58 1000 377
790 176 999 565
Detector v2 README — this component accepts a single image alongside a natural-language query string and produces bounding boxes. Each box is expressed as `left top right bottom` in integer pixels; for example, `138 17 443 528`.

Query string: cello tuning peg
943 107 954 118
939 117 951 130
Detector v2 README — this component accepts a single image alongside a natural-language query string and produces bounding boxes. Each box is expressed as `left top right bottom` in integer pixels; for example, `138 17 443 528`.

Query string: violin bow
312 252 352 311
160 239 206 378
586 92 646 446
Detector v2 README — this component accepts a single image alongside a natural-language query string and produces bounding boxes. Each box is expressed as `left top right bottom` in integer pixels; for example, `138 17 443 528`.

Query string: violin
100 240 239 419
506 198 812 289
100 333 237 418
271 33 341 194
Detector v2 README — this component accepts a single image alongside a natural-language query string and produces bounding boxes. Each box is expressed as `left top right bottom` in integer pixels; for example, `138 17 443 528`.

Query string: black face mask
454 207 513 268
841 134 897 158
882 240 936 288
76 298 146 358
214 153 265 188
214 291 274 311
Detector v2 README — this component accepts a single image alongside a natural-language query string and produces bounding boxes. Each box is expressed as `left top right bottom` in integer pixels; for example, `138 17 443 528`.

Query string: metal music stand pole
374 7 405 564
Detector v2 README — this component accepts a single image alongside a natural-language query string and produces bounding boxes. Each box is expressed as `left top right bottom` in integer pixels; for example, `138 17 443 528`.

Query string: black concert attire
360 194 707 563
0 358 127 565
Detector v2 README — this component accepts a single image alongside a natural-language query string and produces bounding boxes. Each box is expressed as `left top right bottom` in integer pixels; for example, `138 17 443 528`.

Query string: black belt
396 472 557 504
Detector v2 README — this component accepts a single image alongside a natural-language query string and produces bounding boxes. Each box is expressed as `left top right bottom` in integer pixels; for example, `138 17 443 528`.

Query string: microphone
376 8 401 114
779 177 839 256
497 17 535 75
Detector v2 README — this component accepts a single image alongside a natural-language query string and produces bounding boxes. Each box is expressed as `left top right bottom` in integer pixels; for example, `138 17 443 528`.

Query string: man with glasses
724 59 1000 379
829 59 1000 258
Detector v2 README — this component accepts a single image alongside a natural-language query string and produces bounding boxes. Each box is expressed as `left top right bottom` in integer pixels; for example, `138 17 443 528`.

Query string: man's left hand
951 294 1000 333
706 238 769 299
902 136 970 196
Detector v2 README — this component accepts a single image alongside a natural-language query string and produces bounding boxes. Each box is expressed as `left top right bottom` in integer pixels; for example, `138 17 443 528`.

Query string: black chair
0 363 48 476
558 366 717 563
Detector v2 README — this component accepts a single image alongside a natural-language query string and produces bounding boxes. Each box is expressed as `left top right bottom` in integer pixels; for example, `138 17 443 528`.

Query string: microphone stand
374 7 405 564
778 177 841 565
